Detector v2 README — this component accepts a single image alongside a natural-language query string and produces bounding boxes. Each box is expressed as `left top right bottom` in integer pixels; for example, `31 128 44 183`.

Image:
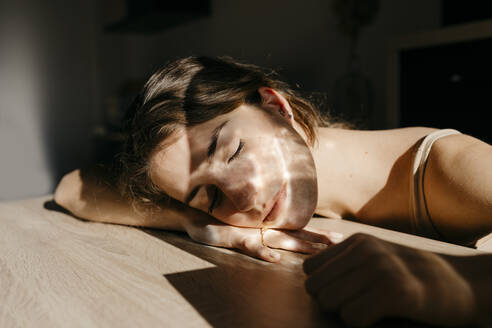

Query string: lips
262 184 287 224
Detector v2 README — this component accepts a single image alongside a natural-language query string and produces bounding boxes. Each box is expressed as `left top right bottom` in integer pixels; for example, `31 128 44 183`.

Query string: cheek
284 150 318 224
213 202 245 225
208 195 261 228
239 144 284 185
232 152 285 203
227 155 263 190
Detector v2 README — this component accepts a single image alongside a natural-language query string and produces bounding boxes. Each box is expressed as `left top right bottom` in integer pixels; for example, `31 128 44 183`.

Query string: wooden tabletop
0 196 486 328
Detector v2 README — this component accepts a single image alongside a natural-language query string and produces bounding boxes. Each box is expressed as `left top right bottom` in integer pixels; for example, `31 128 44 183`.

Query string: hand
303 233 479 327
183 213 336 262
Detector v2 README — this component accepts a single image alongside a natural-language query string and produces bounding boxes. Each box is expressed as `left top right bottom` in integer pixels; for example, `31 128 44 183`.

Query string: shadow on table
40 201 444 328
145 230 441 328
165 265 338 328
144 229 338 328
43 199 72 215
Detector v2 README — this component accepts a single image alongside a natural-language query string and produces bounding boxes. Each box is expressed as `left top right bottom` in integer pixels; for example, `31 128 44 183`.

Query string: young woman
55 55 491 258
55 56 492 326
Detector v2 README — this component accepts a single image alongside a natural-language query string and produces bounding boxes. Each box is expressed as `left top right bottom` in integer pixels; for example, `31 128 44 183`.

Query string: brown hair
116 56 331 206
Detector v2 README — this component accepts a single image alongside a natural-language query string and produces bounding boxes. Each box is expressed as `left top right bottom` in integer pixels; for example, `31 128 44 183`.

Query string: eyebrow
207 120 229 159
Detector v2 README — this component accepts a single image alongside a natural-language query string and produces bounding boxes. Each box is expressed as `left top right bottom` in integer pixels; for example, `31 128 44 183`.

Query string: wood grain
0 196 485 328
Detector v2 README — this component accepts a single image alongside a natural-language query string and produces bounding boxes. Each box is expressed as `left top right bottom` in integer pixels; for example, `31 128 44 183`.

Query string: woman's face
149 100 317 230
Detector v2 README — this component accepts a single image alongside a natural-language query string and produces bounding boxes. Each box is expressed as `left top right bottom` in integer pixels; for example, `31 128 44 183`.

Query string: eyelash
227 140 244 163
208 140 244 213
208 187 220 214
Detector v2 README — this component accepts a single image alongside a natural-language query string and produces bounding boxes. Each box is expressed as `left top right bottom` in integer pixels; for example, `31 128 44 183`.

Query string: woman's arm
54 166 187 230
424 134 492 244
54 166 333 262
304 233 492 327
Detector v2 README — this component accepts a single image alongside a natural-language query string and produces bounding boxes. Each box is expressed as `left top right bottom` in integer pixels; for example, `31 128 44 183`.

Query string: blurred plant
330 0 380 129
331 0 380 41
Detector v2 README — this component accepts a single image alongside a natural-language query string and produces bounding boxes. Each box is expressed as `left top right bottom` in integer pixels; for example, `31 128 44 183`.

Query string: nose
220 177 259 212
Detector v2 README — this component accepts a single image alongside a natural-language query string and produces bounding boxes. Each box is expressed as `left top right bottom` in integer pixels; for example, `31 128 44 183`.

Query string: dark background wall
0 0 448 200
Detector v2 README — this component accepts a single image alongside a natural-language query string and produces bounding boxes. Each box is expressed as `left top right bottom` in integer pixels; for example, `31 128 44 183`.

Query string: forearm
54 166 202 231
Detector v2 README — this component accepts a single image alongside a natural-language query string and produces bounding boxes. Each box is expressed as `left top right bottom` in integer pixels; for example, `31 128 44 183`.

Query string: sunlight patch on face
273 136 292 199
273 137 291 182
247 152 264 190
240 151 264 213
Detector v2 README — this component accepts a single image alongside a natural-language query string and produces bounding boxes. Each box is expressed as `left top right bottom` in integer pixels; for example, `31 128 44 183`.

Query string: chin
290 196 317 229
278 178 317 230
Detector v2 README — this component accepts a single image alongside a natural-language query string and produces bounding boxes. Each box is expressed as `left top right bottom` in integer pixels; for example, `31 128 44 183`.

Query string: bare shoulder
368 126 438 144
427 133 492 188
430 133 492 161
316 126 439 226
424 133 492 244
323 126 439 155
426 132 492 203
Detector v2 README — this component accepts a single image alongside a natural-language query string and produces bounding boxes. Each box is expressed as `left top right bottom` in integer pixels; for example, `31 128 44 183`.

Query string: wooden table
0 196 487 328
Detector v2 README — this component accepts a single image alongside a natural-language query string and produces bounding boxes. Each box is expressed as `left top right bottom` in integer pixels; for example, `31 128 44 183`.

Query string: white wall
0 0 98 200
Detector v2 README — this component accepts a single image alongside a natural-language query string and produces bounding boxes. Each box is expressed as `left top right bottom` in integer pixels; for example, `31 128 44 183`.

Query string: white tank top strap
409 128 461 238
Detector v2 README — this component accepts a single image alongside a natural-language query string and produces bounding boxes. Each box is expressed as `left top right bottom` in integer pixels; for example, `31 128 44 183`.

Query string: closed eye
227 140 244 163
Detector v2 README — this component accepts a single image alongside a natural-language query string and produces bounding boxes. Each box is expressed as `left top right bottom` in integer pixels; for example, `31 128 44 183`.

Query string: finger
305 245 370 295
256 245 281 263
263 229 329 254
303 233 374 275
280 228 343 245
234 235 281 263
303 227 345 244
315 262 380 312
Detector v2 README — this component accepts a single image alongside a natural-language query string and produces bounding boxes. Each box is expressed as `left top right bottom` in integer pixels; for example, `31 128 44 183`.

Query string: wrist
172 201 213 233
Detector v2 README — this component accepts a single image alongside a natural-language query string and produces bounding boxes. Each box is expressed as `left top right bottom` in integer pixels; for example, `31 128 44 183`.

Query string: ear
258 87 294 125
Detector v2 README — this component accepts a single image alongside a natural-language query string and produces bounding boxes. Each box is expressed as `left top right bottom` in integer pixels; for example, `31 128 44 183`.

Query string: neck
310 128 354 218
309 126 435 224
310 127 394 220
